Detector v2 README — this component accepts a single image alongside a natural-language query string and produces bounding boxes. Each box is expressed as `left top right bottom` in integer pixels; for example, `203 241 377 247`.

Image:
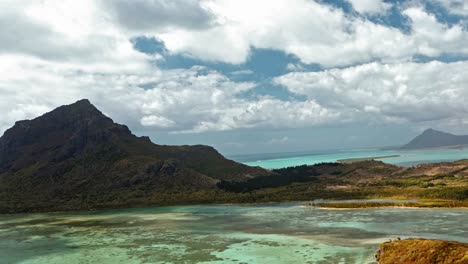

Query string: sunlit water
1 203 467 264
239 148 468 169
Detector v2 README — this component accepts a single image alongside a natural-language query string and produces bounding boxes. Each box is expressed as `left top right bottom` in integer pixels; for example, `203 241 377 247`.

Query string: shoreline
309 205 468 210
3 198 467 215
301 199 468 209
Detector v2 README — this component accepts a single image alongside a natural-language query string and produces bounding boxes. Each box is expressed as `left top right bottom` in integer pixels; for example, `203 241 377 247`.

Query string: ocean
230 148 468 169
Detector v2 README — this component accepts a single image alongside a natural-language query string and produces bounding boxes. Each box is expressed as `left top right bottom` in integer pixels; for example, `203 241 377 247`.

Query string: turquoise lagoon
237 148 468 169
1 204 467 264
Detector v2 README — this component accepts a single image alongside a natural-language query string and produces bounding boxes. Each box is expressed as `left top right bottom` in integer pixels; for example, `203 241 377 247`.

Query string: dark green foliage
218 164 320 192
420 187 468 200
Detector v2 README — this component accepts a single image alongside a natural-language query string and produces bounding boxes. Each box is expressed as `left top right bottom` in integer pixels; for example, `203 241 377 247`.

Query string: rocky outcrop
376 238 468 264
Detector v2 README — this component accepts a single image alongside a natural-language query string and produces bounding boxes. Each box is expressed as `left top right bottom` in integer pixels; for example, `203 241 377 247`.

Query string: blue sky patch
132 36 320 100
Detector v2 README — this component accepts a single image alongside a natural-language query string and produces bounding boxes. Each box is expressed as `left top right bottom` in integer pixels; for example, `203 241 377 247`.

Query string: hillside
0 99 270 213
402 129 468 149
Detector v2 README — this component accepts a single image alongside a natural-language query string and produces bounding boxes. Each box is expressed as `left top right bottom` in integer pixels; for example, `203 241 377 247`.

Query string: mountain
0 99 270 213
401 128 468 149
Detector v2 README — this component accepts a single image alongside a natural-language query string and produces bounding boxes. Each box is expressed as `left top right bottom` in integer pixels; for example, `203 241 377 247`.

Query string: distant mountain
0 99 270 213
401 129 468 149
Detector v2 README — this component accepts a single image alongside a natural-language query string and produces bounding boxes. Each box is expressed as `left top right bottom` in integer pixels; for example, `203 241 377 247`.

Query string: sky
1 0 468 155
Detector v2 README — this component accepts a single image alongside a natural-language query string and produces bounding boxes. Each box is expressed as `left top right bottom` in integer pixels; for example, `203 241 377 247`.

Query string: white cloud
94 0 468 67
402 7 468 56
4 0 467 68
274 60 468 124
348 0 392 15
0 0 150 72
156 0 361 65
140 115 176 128
178 98 339 133
0 57 338 135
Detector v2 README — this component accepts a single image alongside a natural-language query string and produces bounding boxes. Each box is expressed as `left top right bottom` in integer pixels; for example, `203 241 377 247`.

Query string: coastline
4 198 467 215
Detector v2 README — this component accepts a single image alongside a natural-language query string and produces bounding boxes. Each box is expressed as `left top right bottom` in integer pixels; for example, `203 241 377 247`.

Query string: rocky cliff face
0 99 270 213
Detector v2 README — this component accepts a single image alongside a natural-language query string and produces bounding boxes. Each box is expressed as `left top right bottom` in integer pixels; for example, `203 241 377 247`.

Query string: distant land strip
337 155 400 164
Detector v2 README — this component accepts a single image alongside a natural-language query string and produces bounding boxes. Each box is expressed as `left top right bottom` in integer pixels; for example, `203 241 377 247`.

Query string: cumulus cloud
0 0 150 72
1 0 468 138
402 7 468 56
274 60 468 124
0 58 337 135
105 0 468 67
179 98 339 133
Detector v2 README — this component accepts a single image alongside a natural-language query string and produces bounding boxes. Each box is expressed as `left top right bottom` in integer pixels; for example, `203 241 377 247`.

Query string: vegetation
376 238 468 264
217 164 320 192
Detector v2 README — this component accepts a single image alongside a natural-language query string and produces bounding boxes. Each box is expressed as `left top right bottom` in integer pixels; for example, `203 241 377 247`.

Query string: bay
1 203 467 264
